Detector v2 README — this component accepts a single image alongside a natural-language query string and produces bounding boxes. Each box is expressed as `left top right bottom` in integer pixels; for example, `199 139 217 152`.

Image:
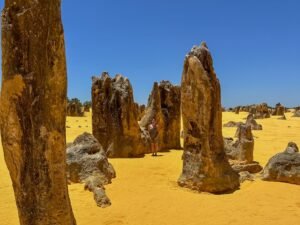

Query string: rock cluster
178 42 239 193
223 121 243 128
92 72 146 157
83 101 91 112
223 114 262 130
293 110 300 117
139 80 181 151
67 133 116 207
234 106 241 114
67 98 84 117
224 125 262 174
272 103 285 116
262 142 300 185
252 103 271 119
0 1 76 224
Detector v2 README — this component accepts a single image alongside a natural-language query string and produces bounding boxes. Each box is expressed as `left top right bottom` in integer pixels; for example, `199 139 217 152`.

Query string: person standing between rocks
149 118 159 156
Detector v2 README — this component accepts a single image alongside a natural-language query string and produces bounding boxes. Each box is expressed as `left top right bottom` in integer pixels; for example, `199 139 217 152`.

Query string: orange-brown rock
139 81 181 151
245 114 263 130
235 106 241 114
137 104 146 120
272 103 285 116
67 98 84 117
252 103 271 119
178 42 239 193
83 101 91 112
225 125 262 174
0 1 76 224
92 72 146 157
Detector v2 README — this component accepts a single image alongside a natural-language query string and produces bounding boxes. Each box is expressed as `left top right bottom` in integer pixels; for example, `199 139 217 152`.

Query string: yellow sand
1 112 300 225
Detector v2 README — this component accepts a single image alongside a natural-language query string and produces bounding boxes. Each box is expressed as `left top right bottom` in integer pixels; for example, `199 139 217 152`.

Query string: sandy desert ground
1 111 300 225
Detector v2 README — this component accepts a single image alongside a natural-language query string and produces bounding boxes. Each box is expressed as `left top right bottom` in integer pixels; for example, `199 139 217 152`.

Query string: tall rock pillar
178 42 239 193
0 1 76 224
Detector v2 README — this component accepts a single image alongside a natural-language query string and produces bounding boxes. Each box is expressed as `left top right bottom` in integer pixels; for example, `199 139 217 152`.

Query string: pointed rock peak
201 41 208 49
101 72 110 79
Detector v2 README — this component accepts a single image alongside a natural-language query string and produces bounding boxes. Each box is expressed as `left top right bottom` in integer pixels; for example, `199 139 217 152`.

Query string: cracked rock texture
92 72 146 157
139 81 181 151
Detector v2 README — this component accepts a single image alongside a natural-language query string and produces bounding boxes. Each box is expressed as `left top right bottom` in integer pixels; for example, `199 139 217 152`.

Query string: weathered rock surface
223 121 243 128
239 171 255 183
67 133 116 207
0 1 76 224
139 80 181 151
137 104 146 121
67 98 84 117
252 103 271 119
83 101 91 112
246 114 263 130
178 42 240 193
92 72 146 157
272 103 285 116
262 142 300 185
235 106 241 114
293 110 300 117
224 125 262 174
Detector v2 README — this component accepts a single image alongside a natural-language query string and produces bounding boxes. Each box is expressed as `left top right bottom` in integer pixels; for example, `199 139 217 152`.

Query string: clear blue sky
1 0 299 107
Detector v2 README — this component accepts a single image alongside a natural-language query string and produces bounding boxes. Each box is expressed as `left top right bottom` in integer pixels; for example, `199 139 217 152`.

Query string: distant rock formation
178 42 239 193
240 105 252 112
67 133 116 207
67 98 84 117
92 72 146 157
224 125 262 174
262 142 300 185
293 110 300 117
223 121 243 128
0 1 76 224
223 114 262 131
139 80 181 151
252 103 271 119
235 106 241 114
245 114 263 130
278 115 287 120
83 101 92 112
272 103 285 116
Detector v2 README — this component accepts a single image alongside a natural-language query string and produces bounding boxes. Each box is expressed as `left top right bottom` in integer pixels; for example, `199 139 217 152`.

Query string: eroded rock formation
67 133 116 207
178 42 239 193
293 110 300 117
136 104 146 121
67 98 84 117
92 72 146 157
272 103 285 116
245 114 263 130
262 142 300 185
235 106 241 114
252 103 271 119
83 101 91 112
224 125 262 174
0 1 76 224
223 121 243 128
139 81 181 151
